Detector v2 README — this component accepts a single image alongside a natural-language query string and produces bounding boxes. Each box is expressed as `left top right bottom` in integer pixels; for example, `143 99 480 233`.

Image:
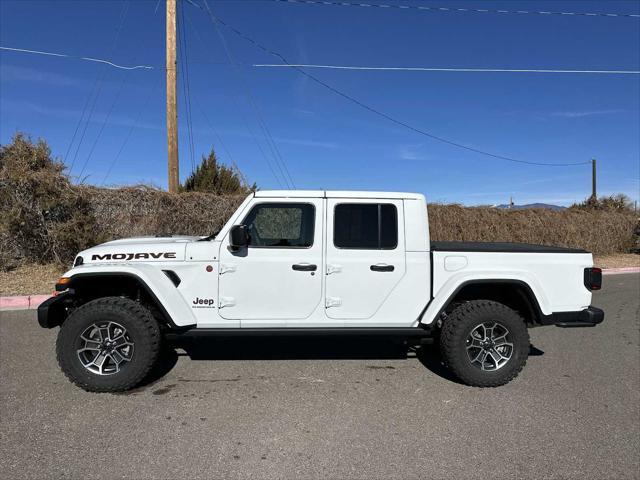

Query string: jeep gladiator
38 190 604 391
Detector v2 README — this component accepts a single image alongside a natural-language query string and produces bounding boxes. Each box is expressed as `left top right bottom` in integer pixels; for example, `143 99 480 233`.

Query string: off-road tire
440 300 530 387
56 297 161 392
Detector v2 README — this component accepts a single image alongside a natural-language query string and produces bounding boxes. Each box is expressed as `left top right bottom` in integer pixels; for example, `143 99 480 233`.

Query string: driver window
242 203 315 248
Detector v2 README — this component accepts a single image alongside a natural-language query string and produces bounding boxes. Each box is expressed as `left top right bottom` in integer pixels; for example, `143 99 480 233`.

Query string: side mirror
229 225 249 250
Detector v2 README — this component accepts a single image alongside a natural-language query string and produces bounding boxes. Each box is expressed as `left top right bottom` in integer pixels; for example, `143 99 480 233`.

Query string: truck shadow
140 338 544 388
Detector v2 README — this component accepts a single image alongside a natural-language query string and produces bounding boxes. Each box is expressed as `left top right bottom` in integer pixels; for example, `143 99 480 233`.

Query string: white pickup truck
38 190 604 392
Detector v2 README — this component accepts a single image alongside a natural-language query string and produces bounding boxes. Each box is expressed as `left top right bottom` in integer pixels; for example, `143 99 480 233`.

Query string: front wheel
440 300 530 387
56 297 161 392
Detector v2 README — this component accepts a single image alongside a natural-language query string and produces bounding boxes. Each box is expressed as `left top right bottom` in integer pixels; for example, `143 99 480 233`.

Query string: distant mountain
494 203 566 211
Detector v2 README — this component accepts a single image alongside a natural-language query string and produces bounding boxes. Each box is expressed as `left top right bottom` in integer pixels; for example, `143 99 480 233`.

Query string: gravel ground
594 253 640 269
0 274 638 479
0 264 63 296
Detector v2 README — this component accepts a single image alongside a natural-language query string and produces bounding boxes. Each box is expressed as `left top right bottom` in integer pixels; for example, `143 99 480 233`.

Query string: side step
165 327 434 341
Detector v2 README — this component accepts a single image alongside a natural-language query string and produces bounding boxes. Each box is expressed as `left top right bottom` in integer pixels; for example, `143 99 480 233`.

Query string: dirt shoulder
0 264 63 296
594 254 640 269
1 255 638 296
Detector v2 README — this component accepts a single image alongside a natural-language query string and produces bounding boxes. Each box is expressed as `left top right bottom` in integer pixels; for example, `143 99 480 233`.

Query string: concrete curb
601 267 640 275
0 294 51 311
1 267 639 312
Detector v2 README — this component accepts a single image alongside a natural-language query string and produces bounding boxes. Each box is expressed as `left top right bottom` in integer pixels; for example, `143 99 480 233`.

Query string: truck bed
430 241 587 254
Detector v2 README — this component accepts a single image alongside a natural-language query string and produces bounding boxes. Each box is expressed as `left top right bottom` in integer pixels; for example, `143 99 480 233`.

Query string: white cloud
398 143 427 160
1 98 162 130
0 64 86 88
549 109 623 118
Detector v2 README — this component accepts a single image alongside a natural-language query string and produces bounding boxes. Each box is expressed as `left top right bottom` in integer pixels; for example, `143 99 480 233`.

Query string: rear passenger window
334 204 397 249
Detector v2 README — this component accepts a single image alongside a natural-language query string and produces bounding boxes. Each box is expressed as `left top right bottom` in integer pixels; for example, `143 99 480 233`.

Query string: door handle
370 264 394 272
292 263 317 271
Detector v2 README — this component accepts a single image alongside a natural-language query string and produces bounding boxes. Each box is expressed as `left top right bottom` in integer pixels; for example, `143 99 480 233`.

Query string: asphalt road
1 274 639 480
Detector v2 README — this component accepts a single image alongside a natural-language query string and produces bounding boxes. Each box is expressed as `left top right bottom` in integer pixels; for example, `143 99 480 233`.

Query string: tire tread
56 297 161 393
440 300 530 387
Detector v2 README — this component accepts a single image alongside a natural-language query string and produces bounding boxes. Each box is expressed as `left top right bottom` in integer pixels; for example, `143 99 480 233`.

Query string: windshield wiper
199 230 221 242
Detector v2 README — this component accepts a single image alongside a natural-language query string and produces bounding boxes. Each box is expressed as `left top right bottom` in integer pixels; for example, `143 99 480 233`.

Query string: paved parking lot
1 274 638 479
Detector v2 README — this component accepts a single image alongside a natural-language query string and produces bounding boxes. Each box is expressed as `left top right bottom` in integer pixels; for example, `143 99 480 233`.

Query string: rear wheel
56 297 161 392
440 300 529 387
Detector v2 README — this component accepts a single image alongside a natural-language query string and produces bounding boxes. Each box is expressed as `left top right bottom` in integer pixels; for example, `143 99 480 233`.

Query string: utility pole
591 158 597 200
166 0 179 193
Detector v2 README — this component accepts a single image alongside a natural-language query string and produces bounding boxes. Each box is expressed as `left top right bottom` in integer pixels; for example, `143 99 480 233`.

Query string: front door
218 199 323 323
325 199 406 319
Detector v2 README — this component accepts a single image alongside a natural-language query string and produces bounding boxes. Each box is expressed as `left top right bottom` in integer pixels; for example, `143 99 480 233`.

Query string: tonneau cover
430 241 588 254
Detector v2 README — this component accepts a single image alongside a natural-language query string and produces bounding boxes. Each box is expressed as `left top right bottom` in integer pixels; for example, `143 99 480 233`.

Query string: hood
77 236 201 265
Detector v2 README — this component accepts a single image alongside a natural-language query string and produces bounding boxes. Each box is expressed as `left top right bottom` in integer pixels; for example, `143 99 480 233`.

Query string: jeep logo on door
192 297 215 309
91 252 177 261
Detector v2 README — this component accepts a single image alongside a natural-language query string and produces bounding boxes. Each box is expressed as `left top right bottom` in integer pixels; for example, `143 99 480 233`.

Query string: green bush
181 149 255 194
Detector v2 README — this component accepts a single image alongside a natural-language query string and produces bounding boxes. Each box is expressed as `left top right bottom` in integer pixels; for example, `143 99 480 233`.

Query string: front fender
58 264 197 328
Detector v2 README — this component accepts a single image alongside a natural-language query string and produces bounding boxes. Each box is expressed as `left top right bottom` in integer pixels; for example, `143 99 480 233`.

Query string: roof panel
254 190 424 200
254 190 325 198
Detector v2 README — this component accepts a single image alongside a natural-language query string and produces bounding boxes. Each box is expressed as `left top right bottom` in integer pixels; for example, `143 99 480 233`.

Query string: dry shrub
79 186 244 241
0 134 99 269
1 134 636 270
427 204 637 255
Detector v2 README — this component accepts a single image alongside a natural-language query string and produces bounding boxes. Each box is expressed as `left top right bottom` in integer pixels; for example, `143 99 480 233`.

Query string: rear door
325 199 406 319
218 198 323 323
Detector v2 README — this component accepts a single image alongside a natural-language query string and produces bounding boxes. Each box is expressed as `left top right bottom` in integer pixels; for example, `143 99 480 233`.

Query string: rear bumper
540 306 604 328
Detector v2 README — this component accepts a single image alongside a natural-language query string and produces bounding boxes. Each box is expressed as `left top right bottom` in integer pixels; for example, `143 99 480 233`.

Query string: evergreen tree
181 149 255 194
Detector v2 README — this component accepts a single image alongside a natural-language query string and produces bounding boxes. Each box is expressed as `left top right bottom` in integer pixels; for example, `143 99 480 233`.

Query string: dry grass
2 164 638 269
79 186 245 241
0 263 63 296
427 204 637 255
82 191 637 256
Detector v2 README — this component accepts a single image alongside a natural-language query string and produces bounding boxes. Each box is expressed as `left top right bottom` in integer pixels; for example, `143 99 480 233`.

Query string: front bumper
37 292 72 328
540 306 605 328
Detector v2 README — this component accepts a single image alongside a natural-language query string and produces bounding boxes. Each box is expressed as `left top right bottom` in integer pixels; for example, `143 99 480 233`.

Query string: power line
0 46 154 70
178 0 197 174
183 3 286 188
253 0 640 19
67 0 132 173
202 0 297 187
186 0 296 186
12 46 629 76
206 14 592 167
77 70 129 180
82 0 165 181
101 75 162 186
185 2 286 188
181 10 239 174
195 101 249 186
254 64 640 75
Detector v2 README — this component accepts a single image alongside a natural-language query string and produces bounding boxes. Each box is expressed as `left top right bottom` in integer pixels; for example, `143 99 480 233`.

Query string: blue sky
1 0 639 206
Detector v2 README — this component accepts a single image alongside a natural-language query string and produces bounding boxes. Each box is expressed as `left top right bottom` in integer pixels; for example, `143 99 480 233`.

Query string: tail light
584 267 602 291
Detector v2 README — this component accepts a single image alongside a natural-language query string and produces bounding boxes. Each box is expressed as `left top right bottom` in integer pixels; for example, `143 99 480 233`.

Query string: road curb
601 267 640 275
1 266 638 312
0 295 50 311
